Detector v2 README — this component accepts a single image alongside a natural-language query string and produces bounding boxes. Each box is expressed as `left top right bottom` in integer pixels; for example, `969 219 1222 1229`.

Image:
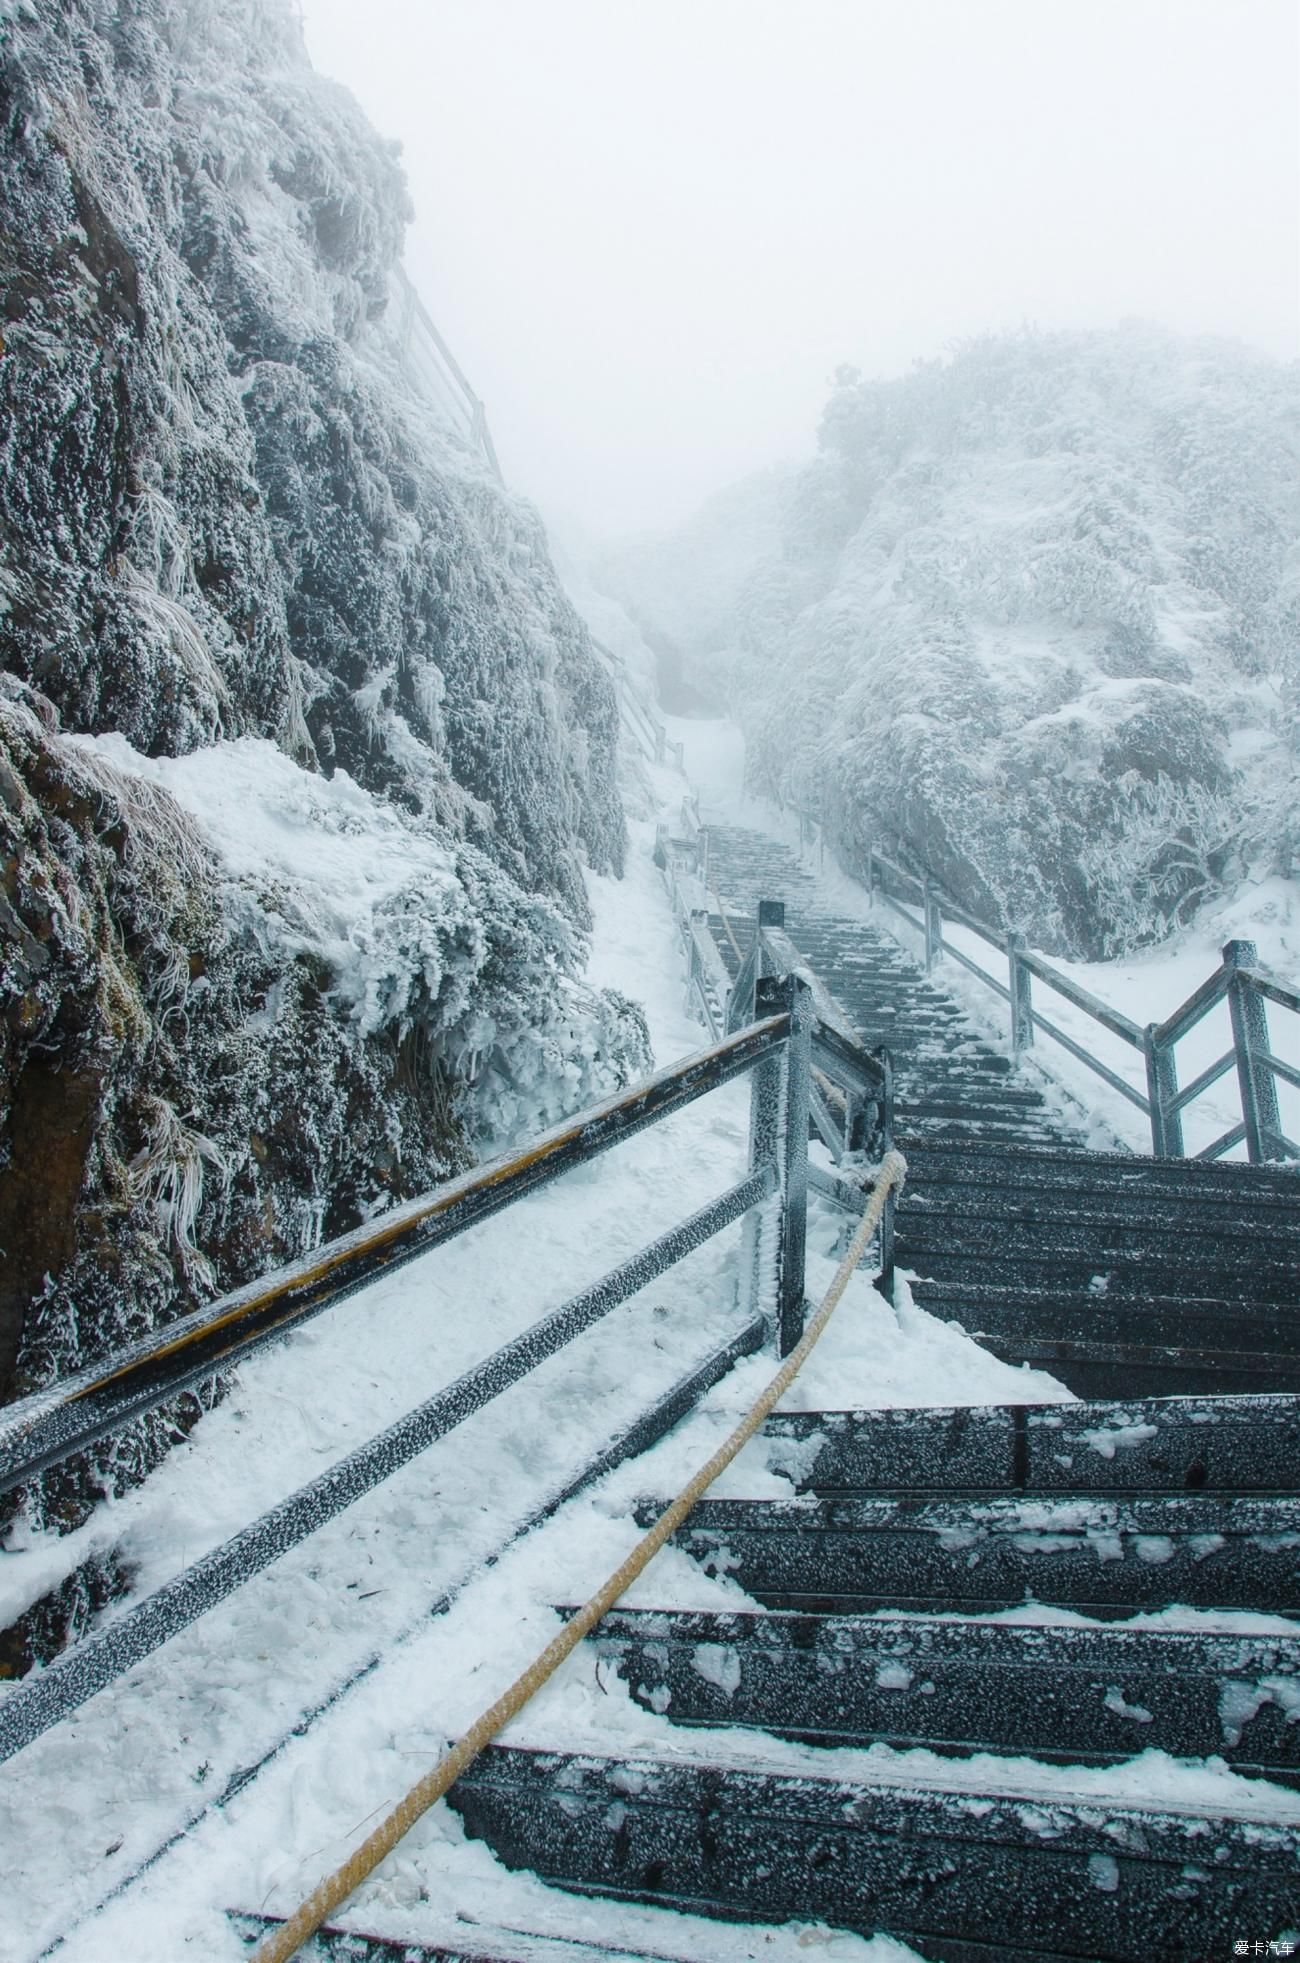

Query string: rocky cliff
0 0 645 1549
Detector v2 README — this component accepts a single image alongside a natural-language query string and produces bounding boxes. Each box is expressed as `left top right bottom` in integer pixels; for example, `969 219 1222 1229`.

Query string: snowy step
895 1075 1052 1107
898 1211 1300 1275
924 1324 1300 1402
897 1238 1299 1298
897 1117 1069 1147
659 1493 1300 1615
893 1093 1051 1124
901 1141 1300 1206
891 1057 1024 1083
760 1395 1300 1496
908 1276 1300 1342
903 1185 1300 1239
584 1607 1300 1783
449 1746 1300 1962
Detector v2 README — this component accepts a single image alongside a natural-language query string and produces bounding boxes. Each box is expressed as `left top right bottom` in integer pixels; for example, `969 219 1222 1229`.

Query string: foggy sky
301 0 1300 539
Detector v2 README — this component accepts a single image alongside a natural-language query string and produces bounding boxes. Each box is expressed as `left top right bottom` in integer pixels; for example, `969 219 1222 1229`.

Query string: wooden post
1224 939 1282 1163
1009 936 1034 1054
1142 1023 1183 1158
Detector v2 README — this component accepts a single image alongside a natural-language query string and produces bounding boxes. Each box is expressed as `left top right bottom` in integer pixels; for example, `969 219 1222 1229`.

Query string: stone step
583 1607 1300 1782
893 1075 1047 1103
760 1395 1300 1496
910 1274 1300 1337
931 1326 1300 1402
894 1097 1051 1127
660 1492 1300 1615
450 1746 1300 1963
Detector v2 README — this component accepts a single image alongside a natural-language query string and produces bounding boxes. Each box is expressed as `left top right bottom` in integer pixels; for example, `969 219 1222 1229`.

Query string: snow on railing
0 1004 814 1769
389 265 503 482
587 639 685 772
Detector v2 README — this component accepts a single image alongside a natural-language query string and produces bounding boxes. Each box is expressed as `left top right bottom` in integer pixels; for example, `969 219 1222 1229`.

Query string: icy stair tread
449 1744 1300 1963
656 1490 1300 1616
581 1605 1300 1782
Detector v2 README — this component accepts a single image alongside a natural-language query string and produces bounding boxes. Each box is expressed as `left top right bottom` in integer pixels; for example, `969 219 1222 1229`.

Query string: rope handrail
249 1150 908 1963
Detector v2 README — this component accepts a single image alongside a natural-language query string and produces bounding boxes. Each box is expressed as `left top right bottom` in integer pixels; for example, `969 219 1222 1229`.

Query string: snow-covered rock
0 0 647 1562
599 329 1300 958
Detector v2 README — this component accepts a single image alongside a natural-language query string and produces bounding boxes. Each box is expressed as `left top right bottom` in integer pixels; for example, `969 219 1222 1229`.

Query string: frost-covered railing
0 999 816 1766
656 810 897 1277
389 266 502 481
859 839 1300 1166
594 648 685 772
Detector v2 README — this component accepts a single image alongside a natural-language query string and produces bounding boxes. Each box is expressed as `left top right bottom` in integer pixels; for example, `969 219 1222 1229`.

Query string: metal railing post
876 1046 897 1302
922 878 941 973
685 911 704 1022
1224 939 1283 1163
1009 936 1034 1054
767 973 811 1356
1142 1024 1183 1158
740 975 786 1343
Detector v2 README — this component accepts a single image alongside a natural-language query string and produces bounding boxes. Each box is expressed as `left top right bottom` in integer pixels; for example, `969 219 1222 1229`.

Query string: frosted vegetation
602 328 1300 960
0 0 647 1578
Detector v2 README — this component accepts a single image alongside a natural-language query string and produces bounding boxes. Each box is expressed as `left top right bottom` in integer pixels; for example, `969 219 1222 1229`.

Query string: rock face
0 0 645 1517
600 330 1300 958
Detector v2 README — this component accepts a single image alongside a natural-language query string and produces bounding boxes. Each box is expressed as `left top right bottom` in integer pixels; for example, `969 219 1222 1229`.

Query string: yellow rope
250 1150 907 1963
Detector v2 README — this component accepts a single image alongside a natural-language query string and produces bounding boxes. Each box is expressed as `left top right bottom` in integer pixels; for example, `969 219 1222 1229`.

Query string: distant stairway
451 821 1300 1961
701 822 1300 1402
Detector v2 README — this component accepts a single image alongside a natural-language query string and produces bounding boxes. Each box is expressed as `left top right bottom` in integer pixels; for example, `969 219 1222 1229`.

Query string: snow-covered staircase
702 823 1300 1402
447 823 1300 1959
